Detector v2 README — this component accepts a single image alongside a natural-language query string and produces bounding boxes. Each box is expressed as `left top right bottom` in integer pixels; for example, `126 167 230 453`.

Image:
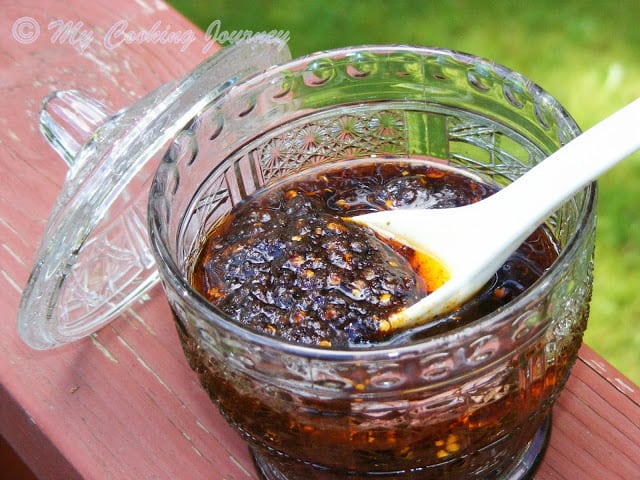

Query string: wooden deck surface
1 2 639 478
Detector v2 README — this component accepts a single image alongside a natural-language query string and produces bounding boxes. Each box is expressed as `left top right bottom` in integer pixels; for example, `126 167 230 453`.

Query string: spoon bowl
353 98 640 332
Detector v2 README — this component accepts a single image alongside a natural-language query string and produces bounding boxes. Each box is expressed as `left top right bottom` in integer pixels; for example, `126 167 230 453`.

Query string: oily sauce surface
191 159 558 348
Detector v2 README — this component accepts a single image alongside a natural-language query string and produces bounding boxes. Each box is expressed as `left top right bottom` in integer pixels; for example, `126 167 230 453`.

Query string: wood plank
0 434 37 480
0 2 252 479
536 347 640 479
1 2 639 479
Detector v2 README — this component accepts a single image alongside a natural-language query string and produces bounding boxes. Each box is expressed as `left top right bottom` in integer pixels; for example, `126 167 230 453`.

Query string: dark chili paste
191 158 558 348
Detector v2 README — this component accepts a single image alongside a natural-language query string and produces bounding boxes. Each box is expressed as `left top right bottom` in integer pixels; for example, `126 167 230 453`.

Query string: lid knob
40 90 114 168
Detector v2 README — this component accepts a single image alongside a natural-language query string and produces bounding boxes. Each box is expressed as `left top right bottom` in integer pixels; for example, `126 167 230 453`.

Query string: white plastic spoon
352 98 640 333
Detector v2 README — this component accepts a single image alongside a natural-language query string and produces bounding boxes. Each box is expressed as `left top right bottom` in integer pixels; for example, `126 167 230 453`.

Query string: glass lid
18 40 291 350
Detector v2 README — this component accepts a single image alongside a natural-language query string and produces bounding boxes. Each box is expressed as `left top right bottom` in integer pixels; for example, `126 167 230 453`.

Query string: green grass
168 0 640 384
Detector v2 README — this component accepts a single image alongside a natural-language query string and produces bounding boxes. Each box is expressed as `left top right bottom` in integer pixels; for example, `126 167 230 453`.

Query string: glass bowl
148 46 595 479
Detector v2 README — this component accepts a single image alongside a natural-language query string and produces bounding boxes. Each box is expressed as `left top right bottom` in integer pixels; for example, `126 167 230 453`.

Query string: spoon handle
488 98 640 229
